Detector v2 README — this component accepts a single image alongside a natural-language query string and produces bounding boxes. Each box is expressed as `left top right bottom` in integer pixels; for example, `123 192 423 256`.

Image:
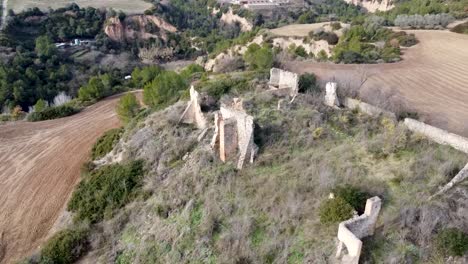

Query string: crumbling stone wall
343 97 396 119
211 99 257 169
404 118 468 154
432 162 468 197
324 82 340 107
336 197 382 264
179 86 207 129
269 68 299 96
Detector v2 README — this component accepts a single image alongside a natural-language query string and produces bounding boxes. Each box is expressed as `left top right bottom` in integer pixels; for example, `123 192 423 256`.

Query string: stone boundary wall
404 118 468 154
343 97 396 119
432 162 468 197
336 197 382 264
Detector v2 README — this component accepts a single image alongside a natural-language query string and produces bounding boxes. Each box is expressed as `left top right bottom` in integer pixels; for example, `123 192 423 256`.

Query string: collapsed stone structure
343 97 396 119
336 197 382 264
211 98 257 169
324 82 340 107
179 86 207 129
269 68 299 97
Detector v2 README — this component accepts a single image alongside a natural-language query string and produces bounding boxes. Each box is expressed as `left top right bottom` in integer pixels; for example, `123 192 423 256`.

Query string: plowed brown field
285 30 468 136
0 94 130 263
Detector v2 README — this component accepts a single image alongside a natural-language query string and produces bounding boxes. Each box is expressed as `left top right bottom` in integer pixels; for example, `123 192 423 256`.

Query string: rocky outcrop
344 0 394 12
105 15 177 42
220 9 253 32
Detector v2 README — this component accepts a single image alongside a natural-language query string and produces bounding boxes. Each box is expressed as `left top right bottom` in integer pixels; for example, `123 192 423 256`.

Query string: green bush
319 197 354 224
294 45 308 58
27 105 79 122
40 229 89 264
332 184 370 213
117 93 140 124
131 65 163 88
435 228 468 257
91 128 123 160
68 160 145 223
243 43 274 70
298 73 318 93
143 71 187 108
180 64 205 80
34 99 47 112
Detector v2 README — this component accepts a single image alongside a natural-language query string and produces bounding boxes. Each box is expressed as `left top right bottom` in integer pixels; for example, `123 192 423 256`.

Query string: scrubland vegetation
27 70 468 263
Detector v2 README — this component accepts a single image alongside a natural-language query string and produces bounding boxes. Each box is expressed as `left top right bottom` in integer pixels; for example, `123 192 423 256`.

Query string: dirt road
0 94 127 263
285 30 468 136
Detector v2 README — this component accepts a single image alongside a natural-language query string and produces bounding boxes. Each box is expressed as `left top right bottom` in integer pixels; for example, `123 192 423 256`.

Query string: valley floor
285 30 468 136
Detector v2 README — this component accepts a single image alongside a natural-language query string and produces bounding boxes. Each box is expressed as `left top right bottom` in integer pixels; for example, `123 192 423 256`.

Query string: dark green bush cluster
78 73 123 102
332 184 370 214
319 197 354 224
40 229 89 264
435 228 468 257
27 105 79 122
298 73 318 94
143 71 187 109
198 76 250 99
387 31 418 47
451 22 468 35
91 128 123 160
67 160 145 223
309 30 339 45
333 25 403 63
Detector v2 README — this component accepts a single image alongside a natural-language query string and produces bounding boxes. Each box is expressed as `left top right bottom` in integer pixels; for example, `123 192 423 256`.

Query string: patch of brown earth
0 92 139 263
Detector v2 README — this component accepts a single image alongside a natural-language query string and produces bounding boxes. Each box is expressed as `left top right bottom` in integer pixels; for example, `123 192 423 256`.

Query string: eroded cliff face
104 15 177 42
344 0 394 12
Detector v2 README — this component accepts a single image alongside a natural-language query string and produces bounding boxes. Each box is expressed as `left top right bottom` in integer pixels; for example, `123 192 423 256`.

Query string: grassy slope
81 84 467 263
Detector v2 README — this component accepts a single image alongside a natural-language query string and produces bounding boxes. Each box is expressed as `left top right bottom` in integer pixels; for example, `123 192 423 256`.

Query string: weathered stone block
324 82 340 107
269 68 299 96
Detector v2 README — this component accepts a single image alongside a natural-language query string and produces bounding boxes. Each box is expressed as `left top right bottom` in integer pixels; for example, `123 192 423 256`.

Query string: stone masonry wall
404 118 468 154
343 97 396 119
211 99 257 169
179 86 207 129
269 68 299 96
336 197 381 264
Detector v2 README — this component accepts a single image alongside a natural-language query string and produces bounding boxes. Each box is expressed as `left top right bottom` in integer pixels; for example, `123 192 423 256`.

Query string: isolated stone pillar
325 82 340 107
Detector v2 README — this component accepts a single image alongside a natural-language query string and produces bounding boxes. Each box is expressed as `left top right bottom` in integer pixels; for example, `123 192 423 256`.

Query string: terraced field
0 94 127 264
285 30 468 136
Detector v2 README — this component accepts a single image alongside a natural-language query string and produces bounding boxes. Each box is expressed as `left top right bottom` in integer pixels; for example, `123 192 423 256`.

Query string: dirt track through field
0 94 130 263
285 30 468 136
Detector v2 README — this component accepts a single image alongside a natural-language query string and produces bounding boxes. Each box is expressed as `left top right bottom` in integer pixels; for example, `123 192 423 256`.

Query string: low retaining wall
343 97 396 119
404 118 468 154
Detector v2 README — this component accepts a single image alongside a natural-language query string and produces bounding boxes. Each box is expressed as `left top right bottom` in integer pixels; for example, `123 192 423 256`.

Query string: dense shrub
319 197 354 224
294 45 308 58
131 65 163 88
67 160 145 223
40 229 89 264
27 105 79 122
332 184 370 213
180 64 205 80
143 71 187 108
243 43 274 70
394 13 455 29
78 74 121 102
91 128 123 160
117 93 140 124
451 22 468 34
310 30 339 45
435 228 468 257
199 76 250 99
298 73 318 93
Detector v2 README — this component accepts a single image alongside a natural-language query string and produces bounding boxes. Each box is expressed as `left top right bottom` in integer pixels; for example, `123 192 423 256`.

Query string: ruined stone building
179 86 207 129
336 197 382 264
268 68 299 97
211 99 257 169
